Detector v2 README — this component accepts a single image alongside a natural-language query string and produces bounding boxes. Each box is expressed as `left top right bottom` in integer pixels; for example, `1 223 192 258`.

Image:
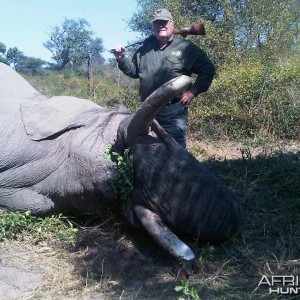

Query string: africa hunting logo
255 275 300 295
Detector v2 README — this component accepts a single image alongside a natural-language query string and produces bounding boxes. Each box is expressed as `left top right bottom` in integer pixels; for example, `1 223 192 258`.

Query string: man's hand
112 45 125 61
179 90 195 106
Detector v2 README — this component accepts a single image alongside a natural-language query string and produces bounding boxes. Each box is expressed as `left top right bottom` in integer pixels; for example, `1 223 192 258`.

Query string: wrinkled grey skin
0 63 240 262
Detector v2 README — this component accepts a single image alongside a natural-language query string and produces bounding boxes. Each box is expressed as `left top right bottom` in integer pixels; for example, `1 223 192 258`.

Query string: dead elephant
0 62 240 269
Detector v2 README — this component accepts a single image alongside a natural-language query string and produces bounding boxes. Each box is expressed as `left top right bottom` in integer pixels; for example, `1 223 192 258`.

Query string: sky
0 0 140 62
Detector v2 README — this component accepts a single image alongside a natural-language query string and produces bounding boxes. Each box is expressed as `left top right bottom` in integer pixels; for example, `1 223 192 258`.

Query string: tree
44 18 104 71
129 0 300 65
0 42 6 56
0 42 9 65
5 46 46 75
216 0 300 58
16 57 46 75
87 37 105 87
6 47 25 69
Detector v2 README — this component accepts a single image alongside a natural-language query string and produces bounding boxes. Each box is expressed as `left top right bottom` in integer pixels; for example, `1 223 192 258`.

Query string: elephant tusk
133 204 195 261
150 120 180 150
127 75 192 143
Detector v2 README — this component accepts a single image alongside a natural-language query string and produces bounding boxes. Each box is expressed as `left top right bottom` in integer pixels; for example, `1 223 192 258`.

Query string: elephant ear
20 96 105 141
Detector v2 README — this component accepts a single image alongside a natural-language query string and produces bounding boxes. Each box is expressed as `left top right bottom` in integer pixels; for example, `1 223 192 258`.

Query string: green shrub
175 280 201 300
26 70 140 112
26 56 299 142
189 55 300 141
0 211 78 246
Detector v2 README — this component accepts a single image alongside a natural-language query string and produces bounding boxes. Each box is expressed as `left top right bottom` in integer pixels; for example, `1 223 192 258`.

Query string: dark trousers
155 103 188 148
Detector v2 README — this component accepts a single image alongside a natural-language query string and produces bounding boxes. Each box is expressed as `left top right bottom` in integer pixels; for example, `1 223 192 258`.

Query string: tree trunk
88 53 94 89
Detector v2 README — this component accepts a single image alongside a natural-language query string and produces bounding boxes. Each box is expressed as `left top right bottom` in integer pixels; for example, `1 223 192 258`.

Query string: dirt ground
0 139 299 300
0 222 185 300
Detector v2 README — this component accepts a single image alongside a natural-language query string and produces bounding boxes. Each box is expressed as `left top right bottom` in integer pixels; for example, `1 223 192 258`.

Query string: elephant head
112 76 240 261
0 63 239 264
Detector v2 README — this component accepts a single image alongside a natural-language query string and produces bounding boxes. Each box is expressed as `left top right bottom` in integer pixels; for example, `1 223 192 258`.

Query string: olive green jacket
118 35 215 101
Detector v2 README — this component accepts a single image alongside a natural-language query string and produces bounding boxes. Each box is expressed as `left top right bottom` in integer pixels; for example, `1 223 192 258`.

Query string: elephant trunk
126 75 192 144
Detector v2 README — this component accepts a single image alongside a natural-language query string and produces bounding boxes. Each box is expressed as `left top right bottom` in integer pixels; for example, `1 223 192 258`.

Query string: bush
25 56 299 143
26 69 140 112
189 55 300 142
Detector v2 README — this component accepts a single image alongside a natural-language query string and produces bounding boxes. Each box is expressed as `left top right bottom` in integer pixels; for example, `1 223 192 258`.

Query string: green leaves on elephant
104 145 134 209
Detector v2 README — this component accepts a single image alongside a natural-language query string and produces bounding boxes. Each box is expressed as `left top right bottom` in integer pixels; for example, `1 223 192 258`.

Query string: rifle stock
173 22 206 37
110 22 205 53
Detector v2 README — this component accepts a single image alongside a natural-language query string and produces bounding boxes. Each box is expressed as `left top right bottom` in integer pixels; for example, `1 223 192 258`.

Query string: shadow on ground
67 150 300 299
71 216 182 299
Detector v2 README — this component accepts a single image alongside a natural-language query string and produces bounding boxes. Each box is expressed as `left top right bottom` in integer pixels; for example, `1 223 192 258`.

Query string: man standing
113 8 215 147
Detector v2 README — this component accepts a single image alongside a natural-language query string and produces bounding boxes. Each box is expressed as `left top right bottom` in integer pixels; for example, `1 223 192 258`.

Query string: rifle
173 22 205 37
109 22 205 53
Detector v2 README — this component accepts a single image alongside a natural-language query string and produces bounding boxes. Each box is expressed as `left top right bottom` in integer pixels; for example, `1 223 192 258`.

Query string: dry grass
186 138 300 299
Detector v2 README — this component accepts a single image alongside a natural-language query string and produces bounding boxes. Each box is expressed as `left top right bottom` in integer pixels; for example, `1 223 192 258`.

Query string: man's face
152 20 174 43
